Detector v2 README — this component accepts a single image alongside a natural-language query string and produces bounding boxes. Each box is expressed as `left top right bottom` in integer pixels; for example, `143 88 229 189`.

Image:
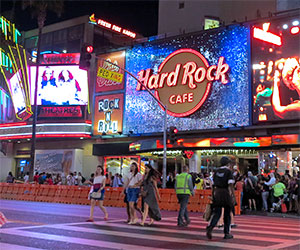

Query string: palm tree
22 0 64 180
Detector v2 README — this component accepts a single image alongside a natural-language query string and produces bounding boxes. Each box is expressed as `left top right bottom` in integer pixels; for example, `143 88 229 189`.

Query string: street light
96 56 169 188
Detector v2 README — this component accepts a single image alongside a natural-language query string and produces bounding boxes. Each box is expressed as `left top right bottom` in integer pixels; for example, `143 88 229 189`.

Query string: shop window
68 25 84 41
41 32 53 46
53 29 68 44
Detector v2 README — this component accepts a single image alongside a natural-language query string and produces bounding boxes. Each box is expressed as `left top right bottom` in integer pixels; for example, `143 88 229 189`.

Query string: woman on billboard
272 58 300 119
57 70 85 105
39 67 58 105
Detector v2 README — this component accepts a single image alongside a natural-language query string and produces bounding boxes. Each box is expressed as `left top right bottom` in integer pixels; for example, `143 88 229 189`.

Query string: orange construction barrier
0 183 241 215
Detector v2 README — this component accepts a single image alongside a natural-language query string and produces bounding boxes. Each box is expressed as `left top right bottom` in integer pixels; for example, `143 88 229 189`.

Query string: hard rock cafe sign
136 49 230 117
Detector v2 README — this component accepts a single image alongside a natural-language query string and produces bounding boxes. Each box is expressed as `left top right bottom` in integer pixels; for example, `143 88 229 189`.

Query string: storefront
93 13 300 176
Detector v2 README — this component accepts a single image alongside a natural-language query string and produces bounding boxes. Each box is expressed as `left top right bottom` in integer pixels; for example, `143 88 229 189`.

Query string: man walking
175 165 194 227
206 156 236 239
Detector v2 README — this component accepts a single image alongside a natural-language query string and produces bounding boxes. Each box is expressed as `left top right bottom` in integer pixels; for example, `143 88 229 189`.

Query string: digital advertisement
252 17 300 123
30 65 89 106
93 93 124 135
124 25 250 134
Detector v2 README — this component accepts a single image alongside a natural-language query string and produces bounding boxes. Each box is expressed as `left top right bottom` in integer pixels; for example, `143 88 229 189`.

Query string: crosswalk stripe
151 219 300 237
103 220 293 243
21 224 262 250
1 228 166 250
263 239 300 250
189 216 300 227
0 243 44 250
162 217 300 232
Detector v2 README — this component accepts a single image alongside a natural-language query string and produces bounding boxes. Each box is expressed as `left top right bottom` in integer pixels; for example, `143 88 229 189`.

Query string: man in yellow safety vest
175 165 194 227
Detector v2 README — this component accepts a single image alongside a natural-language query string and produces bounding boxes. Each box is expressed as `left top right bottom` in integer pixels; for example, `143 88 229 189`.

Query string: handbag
140 190 148 197
203 203 212 221
90 192 101 199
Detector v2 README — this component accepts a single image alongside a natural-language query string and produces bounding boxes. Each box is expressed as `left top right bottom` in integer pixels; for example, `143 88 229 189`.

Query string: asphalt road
0 200 299 250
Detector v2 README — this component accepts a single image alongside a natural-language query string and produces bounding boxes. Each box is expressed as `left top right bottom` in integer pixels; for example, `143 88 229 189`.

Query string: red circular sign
136 48 229 117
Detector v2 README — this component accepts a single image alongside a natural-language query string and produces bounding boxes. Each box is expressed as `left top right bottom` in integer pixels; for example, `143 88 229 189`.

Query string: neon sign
0 48 13 73
41 53 80 65
136 49 230 117
0 16 21 44
253 22 282 46
89 14 136 39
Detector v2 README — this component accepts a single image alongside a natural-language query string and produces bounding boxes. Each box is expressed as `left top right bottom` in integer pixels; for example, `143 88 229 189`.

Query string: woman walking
140 164 161 226
125 162 143 225
87 165 108 222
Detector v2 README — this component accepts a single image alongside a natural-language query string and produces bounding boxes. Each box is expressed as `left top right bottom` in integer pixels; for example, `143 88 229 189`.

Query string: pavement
0 199 300 250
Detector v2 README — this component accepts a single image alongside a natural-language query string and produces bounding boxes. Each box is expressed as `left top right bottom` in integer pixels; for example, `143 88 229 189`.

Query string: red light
86 46 93 53
253 27 282 46
291 26 300 35
174 128 178 133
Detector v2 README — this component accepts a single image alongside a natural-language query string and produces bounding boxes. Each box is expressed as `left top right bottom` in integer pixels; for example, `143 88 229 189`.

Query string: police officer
175 165 194 227
206 156 236 239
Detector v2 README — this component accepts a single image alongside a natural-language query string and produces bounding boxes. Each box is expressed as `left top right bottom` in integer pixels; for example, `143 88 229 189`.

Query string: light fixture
282 24 288 29
80 137 84 140
27 138 31 141
217 125 223 128
291 26 300 35
17 141 21 143
292 20 299 26
62 49 67 53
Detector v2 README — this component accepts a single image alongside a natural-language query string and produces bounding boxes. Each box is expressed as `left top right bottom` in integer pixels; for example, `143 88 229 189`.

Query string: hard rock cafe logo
136 49 230 117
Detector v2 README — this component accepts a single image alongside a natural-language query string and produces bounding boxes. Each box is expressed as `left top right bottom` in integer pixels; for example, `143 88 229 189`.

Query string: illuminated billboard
96 50 126 92
252 17 300 123
124 25 250 134
30 65 88 106
7 70 27 113
93 93 124 135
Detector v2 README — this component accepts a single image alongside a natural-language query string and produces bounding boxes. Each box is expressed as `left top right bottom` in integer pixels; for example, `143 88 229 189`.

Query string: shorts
90 188 105 201
127 188 140 202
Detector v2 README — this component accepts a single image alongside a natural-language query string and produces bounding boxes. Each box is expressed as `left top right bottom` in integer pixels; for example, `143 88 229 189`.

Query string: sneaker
224 234 234 239
185 220 191 225
206 226 213 240
231 224 237 228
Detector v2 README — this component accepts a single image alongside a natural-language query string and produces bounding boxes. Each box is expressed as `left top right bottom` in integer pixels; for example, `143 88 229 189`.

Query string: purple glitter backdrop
124 25 250 134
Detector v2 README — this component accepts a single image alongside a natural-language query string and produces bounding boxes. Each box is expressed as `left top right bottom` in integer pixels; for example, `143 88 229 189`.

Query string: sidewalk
241 209 300 219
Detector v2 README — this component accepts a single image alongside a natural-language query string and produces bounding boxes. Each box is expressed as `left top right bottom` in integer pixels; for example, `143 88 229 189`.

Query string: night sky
1 0 159 37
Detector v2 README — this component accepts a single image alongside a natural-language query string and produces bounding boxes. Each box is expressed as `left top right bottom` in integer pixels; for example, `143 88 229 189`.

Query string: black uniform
207 166 234 239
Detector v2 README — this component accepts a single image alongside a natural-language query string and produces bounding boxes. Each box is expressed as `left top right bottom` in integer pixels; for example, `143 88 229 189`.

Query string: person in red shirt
33 172 39 184
45 174 53 185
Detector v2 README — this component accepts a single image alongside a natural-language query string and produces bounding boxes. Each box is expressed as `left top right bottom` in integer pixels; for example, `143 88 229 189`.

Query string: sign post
97 56 169 188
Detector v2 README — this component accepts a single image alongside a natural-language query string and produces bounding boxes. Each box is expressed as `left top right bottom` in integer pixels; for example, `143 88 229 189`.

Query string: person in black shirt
206 156 236 240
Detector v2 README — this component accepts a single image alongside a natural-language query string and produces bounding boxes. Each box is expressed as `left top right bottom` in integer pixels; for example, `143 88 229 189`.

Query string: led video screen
124 25 250 134
252 17 300 123
30 65 88 106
